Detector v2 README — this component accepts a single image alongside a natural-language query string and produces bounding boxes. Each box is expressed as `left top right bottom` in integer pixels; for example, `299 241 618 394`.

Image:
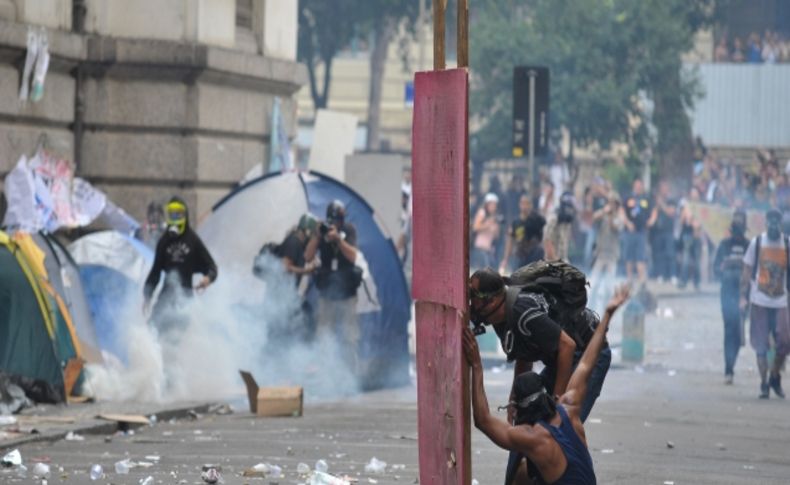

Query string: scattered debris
601 449 615 454
114 459 133 475
666 441 675 449
716 443 727 451
240 370 303 417
472 480 480 485
0 416 18 426
64 431 84 441
32 462 50 479
208 403 234 415
310 470 351 485
298 463 311 474
89 464 103 480
97 414 151 426
139 476 154 485
2 449 22 467
588 418 602 424
365 457 387 474
316 459 329 473
201 466 221 484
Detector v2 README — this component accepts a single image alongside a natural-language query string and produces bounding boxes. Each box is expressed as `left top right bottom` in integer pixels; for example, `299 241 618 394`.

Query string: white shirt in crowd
743 233 789 309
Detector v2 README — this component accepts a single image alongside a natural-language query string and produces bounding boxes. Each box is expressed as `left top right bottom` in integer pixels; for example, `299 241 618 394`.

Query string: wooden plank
96 414 151 425
412 67 470 484
416 302 470 485
457 0 469 68
411 69 469 310
433 0 446 70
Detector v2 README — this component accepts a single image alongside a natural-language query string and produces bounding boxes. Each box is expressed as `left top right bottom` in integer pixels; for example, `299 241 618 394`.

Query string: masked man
469 267 612 484
714 210 748 384
143 197 218 336
464 286 629 485
740 208 790 399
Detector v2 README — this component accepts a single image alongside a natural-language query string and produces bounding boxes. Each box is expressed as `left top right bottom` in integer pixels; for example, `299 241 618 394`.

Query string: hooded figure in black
143 197 218 333
714 210 748 383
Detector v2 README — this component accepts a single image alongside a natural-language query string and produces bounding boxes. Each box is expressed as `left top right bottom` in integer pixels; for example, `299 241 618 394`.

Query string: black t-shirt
494 291 562 364
624 194 652 231
714 235 749 287
144 227 218 300
510 212 546 261
279 231 306 285
317 222 359 299
591 195 608 213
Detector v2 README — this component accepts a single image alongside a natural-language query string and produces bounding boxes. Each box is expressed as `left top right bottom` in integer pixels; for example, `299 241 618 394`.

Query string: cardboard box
239 370 303 417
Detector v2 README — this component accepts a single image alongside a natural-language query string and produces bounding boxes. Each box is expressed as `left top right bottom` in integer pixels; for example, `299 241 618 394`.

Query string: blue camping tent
68 231 154 363
198 171 411 390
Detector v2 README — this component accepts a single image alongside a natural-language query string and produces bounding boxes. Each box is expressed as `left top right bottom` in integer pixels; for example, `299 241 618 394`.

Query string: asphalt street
3 283 790 484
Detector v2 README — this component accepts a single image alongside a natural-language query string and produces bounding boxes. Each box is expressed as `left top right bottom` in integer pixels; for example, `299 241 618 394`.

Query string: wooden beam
412 68 470 485
433 0 446 70
457 0 469 68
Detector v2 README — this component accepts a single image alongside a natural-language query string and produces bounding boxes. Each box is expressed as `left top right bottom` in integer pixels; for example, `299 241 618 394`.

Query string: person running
464 285 629 485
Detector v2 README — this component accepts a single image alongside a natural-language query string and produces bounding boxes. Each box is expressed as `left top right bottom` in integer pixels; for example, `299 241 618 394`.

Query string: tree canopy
470 0 724 183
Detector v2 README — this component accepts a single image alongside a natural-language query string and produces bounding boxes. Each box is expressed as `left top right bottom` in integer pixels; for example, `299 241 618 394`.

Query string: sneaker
724 374 734 385
759 382 770 399
769 374 785 399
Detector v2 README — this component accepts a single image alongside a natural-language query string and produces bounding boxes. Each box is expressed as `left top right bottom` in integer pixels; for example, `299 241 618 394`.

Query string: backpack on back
505 260 590 346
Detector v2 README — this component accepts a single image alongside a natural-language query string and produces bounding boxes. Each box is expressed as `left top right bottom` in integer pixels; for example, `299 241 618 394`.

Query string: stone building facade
0 0 305 222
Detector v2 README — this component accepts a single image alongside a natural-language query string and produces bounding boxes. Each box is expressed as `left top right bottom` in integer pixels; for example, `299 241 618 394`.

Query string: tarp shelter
0 231 82 402
32 232 102 364
68 231 154 363
198 171 411 390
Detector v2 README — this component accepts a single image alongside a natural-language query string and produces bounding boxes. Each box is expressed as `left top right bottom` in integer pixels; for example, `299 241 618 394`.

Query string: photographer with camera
305 200 362 373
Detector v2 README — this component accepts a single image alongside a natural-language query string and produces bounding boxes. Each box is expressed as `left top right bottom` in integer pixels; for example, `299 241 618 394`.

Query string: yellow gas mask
165 201 188 235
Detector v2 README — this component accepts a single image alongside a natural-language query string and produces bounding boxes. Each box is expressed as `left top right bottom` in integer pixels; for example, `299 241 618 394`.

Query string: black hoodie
143 197 218 301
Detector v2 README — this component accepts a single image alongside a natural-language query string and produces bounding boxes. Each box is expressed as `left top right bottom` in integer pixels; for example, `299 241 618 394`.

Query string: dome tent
68 231 154 363
198 171 410 390
0 231 83 403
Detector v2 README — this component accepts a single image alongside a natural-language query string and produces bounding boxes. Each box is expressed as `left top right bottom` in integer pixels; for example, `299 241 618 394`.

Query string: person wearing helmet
304 200 361 371
279 213 320 286
143 197 218 334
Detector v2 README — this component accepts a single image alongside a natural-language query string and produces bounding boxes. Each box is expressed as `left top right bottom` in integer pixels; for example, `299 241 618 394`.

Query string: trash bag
0 372 32 415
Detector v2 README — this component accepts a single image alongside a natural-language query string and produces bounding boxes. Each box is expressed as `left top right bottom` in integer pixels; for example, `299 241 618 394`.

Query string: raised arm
561 286 629 414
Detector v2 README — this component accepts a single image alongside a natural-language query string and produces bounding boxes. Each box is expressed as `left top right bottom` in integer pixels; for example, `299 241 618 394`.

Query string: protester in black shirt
650 181 677 282
621 177 657 285
469 268 613 485
304 200 361 372
714 210 749 384
143 197 217 335
500 194 546 272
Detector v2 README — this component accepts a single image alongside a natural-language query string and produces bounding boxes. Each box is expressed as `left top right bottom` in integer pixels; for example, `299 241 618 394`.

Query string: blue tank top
536 405 597 484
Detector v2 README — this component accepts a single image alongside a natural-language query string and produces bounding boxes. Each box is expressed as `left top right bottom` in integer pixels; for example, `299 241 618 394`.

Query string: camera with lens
319 222 330 235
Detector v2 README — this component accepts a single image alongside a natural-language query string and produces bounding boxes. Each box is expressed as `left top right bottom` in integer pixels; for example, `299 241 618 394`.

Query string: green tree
297 0 360 110
470 0 724 188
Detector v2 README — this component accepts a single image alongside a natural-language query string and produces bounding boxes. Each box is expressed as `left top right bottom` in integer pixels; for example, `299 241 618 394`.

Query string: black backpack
505 260 590 347
557 191 576 224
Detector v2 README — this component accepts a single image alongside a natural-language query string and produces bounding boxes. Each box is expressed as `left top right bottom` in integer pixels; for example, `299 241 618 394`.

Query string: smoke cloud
83 254 360 403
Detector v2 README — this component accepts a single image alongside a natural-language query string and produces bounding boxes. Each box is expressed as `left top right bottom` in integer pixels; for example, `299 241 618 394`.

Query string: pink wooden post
412 68 470 485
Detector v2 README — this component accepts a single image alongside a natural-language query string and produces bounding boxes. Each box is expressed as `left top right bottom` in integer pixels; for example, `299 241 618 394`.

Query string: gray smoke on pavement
83 255 360 403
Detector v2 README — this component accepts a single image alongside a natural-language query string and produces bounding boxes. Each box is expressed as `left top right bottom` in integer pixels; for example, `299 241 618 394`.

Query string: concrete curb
0 402 219 451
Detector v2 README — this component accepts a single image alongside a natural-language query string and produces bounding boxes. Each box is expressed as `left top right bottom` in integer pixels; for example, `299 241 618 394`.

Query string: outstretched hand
605 284 630 315
462 327 482 368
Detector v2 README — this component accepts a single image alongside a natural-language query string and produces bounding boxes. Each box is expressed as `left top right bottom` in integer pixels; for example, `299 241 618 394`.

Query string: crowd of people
713 30 790 63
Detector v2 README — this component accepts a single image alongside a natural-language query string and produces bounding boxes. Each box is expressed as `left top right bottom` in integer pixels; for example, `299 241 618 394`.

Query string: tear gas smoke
84 254 360 403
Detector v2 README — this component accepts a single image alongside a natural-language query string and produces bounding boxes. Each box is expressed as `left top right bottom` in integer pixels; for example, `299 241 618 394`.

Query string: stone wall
0 13 305 223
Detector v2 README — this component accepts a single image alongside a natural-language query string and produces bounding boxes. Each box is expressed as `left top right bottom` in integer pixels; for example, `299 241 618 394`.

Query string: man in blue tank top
463 286 629 484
